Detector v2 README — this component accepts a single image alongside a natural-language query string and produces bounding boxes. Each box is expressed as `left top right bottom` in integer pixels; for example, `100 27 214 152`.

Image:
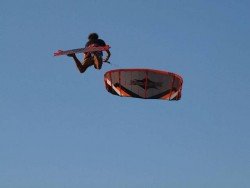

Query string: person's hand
103 57 109 62
67 53 76 57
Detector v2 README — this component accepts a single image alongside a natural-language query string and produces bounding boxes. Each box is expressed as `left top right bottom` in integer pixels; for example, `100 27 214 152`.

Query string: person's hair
88 33 99 40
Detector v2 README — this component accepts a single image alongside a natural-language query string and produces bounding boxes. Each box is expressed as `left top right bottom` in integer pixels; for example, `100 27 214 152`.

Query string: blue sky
0 0 249 187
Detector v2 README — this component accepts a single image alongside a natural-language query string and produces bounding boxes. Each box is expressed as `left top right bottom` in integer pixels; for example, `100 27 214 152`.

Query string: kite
104 69 183 100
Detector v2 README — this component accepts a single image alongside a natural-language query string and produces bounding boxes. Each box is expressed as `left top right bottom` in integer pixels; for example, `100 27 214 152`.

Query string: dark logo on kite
130 78 162 89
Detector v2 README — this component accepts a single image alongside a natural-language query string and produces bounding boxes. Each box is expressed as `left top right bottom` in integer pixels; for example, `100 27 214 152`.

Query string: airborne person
67 33 111 73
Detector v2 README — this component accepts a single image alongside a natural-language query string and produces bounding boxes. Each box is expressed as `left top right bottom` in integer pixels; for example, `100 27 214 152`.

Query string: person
67 33 111 73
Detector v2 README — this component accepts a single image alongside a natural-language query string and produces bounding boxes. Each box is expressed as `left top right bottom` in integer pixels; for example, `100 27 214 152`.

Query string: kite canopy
104 69 183 100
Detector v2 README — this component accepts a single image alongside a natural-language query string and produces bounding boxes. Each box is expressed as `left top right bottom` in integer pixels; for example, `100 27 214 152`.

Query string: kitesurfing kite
104 69 183 100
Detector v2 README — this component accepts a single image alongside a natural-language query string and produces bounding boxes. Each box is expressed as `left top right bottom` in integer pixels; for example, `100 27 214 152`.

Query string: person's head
88 33 99 41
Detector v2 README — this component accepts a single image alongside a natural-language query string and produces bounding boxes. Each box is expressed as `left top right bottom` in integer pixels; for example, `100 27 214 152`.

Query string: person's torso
85 39 106 57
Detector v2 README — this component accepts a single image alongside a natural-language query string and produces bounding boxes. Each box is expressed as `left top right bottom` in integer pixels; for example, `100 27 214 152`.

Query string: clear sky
0 0 249 187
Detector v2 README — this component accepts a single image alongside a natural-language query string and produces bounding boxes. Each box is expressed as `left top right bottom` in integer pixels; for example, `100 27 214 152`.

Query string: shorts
83 52 103 69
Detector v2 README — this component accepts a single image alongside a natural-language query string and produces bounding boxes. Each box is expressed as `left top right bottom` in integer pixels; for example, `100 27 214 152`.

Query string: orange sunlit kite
104 69 183 100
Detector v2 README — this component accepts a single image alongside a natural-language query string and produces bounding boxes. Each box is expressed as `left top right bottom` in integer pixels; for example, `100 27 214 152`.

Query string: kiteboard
54 45 111 56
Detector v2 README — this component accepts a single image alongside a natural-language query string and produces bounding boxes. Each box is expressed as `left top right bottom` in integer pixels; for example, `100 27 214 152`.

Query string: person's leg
93 53 103 70
80 57 94 73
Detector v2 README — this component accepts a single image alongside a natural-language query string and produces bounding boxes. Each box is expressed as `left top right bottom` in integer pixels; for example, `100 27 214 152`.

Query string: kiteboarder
67 33 111 73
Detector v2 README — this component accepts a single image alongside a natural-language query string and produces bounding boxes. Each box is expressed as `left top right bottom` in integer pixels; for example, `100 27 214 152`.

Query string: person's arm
67 53 85 73
103 49 111 62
